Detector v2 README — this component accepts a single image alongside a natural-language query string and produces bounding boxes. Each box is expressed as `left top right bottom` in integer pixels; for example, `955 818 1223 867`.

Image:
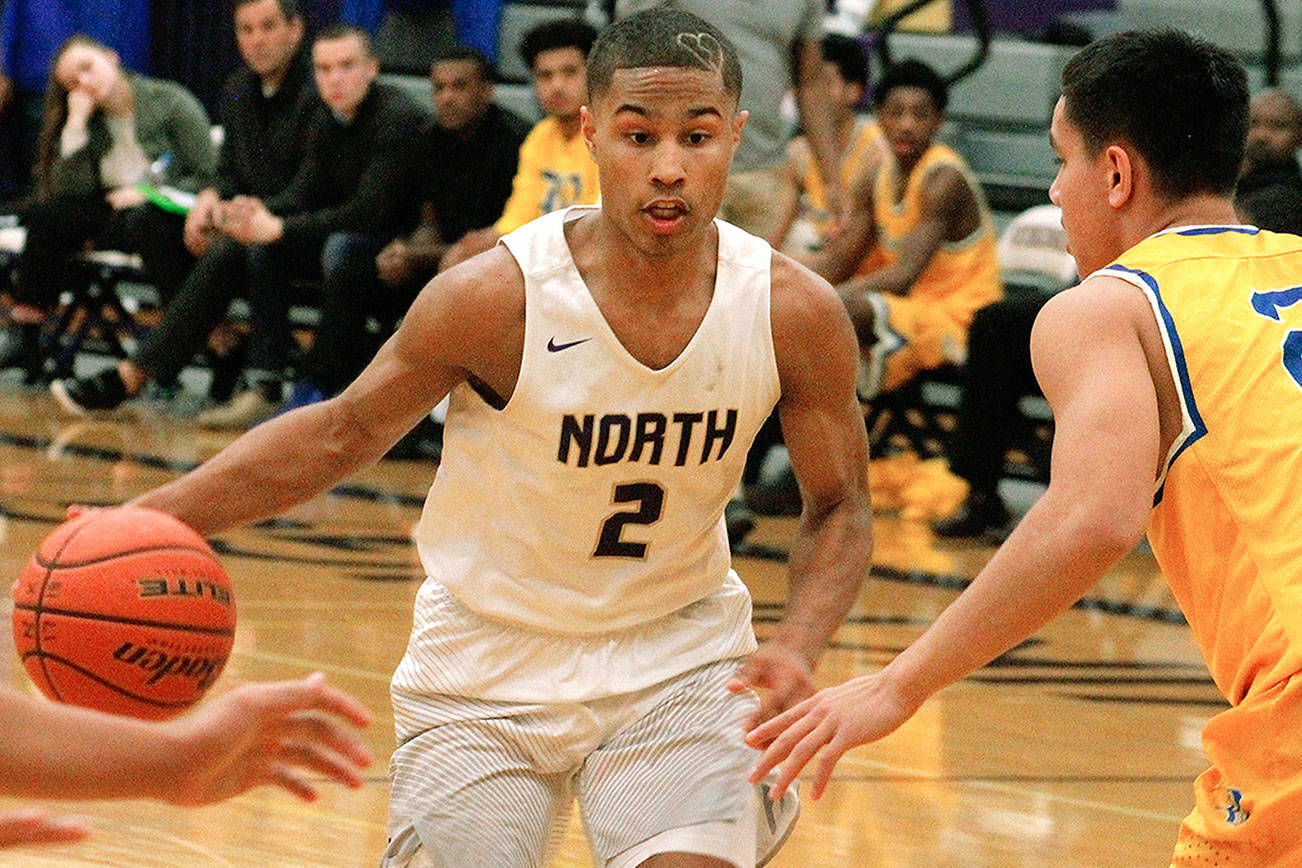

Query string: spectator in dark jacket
282 44 530 408
53 20 424 428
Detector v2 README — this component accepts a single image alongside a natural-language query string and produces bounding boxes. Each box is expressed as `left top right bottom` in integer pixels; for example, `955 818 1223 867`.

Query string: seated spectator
439 18 599 270
280 44 530 408
52 22 423 427
770 33 883 257
51 0 316 416
804 59 1002 400
1 34 213 383
1235 88 1302 235
0 0 152 204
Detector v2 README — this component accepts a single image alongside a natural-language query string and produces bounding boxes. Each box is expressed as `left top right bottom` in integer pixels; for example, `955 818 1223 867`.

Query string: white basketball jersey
392 207 780 708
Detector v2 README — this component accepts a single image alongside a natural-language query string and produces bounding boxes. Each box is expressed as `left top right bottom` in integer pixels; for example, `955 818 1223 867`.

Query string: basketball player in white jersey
130 9 872 867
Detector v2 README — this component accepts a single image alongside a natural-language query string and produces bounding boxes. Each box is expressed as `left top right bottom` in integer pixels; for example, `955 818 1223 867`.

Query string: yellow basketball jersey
868 142 1002 316
494 116 602 235
798 116 883 235
1101 226 1302 703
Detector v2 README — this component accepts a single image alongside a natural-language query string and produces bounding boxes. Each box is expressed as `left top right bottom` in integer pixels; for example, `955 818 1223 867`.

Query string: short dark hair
822 33 868 90
233 0 299 19
316 22 373 57
519 18 598 71
1061 29 1248 199
585 8 742 103
432 45 494 82
874 59 947 113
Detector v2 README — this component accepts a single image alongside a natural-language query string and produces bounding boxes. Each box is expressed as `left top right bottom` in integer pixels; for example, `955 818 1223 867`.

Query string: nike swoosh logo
547 337 592 352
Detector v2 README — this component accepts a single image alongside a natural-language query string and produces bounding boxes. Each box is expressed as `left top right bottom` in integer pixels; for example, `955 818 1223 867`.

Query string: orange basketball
11 505 236 720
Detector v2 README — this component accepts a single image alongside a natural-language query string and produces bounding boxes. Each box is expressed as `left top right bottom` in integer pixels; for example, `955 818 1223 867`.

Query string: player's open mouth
644 201 689 231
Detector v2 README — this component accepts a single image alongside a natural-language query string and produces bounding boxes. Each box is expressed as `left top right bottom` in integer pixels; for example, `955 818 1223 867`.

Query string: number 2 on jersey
1250 286 1302 389
594 482 665 559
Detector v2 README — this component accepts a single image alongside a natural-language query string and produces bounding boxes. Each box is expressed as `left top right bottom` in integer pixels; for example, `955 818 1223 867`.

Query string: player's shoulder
410 246 525 335
918 159 975 209
769 249 855 343
1033 273 1154 345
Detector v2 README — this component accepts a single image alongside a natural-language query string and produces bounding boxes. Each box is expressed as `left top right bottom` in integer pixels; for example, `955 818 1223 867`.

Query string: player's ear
732 108 749 144
1103 144 1133 208
581 104 597 155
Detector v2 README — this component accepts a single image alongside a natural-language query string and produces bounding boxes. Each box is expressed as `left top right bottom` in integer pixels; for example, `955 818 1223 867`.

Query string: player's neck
1143 193 1243 237
835 112 857 149
554 113 583 140
578 213 718 302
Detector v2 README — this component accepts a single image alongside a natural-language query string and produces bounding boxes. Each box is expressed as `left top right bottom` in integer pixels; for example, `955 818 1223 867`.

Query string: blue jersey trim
1104 265 1208 505
1174 226 1260 237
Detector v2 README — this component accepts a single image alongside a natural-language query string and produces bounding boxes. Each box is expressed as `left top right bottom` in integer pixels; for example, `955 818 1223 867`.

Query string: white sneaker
756 778 800 867
194 389 277 430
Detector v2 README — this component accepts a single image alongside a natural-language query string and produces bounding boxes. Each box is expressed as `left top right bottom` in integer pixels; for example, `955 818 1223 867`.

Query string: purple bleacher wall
951 0 1116 35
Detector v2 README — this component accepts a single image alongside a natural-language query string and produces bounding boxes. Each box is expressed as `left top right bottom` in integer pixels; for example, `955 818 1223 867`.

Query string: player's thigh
578 659 760 867
878 295 964 392
383 720 571 868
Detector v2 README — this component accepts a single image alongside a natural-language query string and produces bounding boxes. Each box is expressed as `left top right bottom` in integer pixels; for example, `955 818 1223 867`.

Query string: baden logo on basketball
112 641 228 689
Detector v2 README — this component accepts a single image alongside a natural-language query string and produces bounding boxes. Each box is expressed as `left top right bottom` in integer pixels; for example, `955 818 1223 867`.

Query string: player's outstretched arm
728 256 873 727
0 673 372 806
133 249 524 536
745 277 1162 799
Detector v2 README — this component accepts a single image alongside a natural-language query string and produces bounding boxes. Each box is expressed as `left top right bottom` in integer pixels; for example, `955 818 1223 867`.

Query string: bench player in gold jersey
802 58 1002 399
748 28 1302 865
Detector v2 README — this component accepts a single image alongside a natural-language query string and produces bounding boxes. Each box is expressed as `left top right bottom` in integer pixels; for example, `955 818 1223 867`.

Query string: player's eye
628 131 652 145
686 131 711 145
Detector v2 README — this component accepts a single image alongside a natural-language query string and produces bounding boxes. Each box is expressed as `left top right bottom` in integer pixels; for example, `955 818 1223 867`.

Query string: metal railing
872 0 992 86
1260 0 1281 85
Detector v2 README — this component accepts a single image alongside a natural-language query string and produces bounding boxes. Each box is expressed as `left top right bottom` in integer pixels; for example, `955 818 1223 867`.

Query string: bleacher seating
1120 0 1302 65
496 1 584 83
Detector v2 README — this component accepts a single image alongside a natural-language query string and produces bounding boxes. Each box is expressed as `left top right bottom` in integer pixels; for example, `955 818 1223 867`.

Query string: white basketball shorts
380 658 787 868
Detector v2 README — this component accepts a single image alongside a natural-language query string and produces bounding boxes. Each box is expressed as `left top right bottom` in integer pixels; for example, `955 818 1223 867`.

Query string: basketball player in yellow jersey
770 34 884 255
748 29 1302 864
803 58 1001 398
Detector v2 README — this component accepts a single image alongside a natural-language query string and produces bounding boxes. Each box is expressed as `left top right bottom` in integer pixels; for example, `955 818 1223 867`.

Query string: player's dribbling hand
743 672 917 801
163 672 375 806
0 809 90 848
727 643 816 730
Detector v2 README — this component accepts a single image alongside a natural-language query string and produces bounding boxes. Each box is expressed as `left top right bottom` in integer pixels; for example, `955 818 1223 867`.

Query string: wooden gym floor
0 386 1216 866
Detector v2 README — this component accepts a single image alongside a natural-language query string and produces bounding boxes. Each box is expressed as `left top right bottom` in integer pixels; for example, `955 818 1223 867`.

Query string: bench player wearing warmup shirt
130 9 871 868
749 28 1302 866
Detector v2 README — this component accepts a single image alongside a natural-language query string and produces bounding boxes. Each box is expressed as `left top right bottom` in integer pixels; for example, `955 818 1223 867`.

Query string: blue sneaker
278 380 325 416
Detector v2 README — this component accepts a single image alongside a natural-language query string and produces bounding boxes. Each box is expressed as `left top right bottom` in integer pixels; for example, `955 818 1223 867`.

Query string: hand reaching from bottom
163 672 374 806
